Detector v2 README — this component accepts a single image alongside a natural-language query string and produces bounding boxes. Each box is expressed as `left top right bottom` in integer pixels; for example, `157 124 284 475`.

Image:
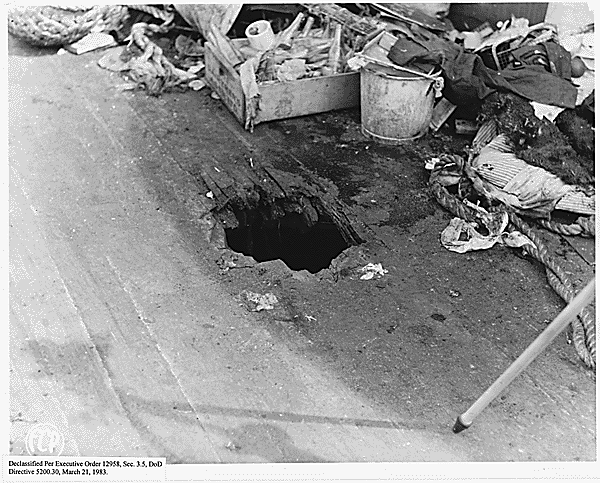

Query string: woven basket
8 5 129 47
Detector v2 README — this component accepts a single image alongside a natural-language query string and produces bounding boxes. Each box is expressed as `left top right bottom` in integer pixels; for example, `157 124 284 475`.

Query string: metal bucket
360 63 440 144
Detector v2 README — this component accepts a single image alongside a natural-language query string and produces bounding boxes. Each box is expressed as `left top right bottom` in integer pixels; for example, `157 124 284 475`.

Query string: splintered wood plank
120 73 366 244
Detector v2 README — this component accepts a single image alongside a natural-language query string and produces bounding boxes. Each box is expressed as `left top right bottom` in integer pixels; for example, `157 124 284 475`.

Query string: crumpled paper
440 211 534 253
359 263 388 280
276 59 307 82
241 291 278 311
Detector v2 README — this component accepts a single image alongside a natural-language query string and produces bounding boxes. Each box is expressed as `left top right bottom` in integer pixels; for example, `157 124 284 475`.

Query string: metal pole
453 277 595 433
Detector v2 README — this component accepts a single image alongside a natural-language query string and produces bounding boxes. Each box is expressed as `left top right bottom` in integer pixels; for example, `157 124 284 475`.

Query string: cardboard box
205 38 360 129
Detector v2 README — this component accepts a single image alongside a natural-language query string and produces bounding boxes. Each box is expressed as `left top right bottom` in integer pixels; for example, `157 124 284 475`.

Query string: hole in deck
225 208 350 274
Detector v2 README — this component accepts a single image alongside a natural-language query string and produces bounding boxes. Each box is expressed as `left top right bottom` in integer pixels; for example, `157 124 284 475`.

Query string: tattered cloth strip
239 55 262 131
472 135 595 217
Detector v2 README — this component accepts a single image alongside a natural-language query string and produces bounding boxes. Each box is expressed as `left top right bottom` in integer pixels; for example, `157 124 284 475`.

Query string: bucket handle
427 77 445 98
358 54 441 82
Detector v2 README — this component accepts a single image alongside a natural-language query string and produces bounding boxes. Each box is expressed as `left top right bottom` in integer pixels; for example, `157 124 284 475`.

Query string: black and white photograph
6 1 597 480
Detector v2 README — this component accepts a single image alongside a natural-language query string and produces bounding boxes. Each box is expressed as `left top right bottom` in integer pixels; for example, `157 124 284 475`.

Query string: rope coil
8 5 129 47
430 179 595 369
127 4 175 24
537 216 595 238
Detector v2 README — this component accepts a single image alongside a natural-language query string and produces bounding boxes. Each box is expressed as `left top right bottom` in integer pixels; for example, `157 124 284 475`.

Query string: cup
245 20 275 51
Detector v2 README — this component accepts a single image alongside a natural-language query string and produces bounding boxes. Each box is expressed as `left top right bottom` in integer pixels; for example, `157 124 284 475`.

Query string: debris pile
427 118 595 367
205 10 360 94
98 21 200 95
411 8 595 243
7 4 595 367
478 93 595 188
203 5 385 130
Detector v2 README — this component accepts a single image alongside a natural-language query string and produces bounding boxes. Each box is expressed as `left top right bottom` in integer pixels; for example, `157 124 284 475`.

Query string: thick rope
537 219 584 236
508 214 595 369
537 217 595 238
545 270 595 368
577 215 596 238
429 182 478 224
117 8 203 95
125 21 185 94
8 5 129 46
430 180 595 369
127 4 175 24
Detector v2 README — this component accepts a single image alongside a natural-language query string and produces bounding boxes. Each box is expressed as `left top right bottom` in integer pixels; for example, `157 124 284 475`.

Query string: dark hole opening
225 208 350 273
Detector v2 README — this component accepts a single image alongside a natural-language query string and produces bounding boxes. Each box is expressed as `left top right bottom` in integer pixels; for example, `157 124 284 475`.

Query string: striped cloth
472 134 595 216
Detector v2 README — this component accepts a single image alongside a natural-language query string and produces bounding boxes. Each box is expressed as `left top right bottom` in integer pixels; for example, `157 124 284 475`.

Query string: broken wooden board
300 3 385 37
371 3 450 32
430 98 457 132
203 157 366 248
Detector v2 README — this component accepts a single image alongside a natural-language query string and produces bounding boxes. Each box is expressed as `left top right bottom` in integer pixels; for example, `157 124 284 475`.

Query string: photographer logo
26 423 65 456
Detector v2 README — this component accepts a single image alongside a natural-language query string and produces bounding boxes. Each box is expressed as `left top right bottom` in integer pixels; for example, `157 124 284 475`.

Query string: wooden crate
205 38 360 129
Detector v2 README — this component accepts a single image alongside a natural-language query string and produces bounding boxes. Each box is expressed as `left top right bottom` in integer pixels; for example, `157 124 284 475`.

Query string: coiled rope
117 5 195 95
508 213 595 369
127 4 175 24
430 179 595 369
7 5 129 47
